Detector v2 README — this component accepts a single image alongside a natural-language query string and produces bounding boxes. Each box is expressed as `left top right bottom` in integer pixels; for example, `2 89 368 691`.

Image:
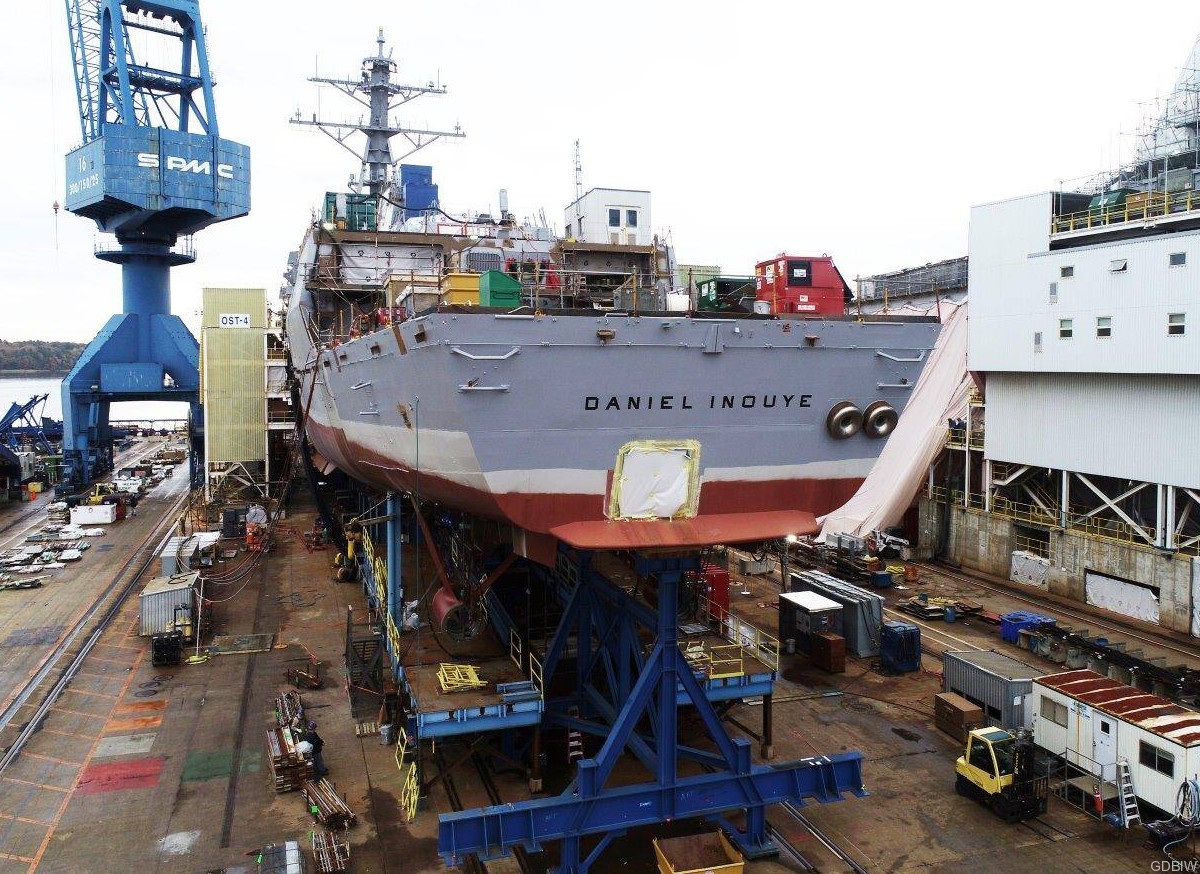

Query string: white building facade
564 188 651 246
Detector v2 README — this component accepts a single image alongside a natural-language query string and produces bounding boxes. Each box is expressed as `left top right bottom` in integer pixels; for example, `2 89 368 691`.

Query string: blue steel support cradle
438 549 868 874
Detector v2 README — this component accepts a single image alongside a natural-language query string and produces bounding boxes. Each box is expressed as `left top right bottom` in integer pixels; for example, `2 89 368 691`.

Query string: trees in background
0 341 87 372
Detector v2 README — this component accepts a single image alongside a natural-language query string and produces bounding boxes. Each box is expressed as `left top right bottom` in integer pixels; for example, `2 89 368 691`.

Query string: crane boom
57 0 250 492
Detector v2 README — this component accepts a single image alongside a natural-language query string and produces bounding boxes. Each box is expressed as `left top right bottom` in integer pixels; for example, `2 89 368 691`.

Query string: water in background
0 376 189 425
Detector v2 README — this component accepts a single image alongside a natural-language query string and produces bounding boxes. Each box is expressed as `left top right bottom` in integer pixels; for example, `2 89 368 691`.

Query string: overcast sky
3 1 1198 342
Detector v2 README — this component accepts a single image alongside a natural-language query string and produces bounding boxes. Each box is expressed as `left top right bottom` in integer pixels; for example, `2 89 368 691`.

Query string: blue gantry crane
59 0 249 491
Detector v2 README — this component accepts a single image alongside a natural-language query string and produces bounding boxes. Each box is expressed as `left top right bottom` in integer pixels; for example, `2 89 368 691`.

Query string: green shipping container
479 270 523 307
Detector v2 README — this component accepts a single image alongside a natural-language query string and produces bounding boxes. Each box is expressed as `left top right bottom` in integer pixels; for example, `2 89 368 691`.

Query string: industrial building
921 59 1200 642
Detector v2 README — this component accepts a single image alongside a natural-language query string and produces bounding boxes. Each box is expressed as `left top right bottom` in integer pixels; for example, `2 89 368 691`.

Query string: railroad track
778 801 871 874
0 485 189 770
1019 815 1077 842
437 748 488 874
917 561 1200 666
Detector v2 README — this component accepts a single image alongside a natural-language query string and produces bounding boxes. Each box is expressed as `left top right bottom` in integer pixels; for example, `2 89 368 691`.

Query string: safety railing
944 428 986 450
509 628 523 671
692 592 780 673
529 652 545 697
1052 189 1200 234
990 495 1058 527
1012 532 1051 559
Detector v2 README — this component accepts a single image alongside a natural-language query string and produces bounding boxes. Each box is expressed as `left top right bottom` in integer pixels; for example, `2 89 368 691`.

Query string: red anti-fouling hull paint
306 418 862 535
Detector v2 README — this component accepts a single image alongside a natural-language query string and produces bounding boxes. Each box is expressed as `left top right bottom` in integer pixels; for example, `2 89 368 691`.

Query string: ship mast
291 28 464 198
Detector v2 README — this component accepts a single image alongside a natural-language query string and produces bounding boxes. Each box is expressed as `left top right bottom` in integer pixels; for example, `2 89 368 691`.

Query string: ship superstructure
283 34 941 549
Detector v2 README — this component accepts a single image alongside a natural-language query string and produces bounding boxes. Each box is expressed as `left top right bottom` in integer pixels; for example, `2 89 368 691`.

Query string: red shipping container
753 255 849 316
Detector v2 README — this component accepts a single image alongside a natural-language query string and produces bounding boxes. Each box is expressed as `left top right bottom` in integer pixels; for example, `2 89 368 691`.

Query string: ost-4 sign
219 313 251 327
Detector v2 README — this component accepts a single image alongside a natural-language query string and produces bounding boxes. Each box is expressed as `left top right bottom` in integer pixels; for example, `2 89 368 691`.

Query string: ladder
567 706 584 765
1117 759 1141 828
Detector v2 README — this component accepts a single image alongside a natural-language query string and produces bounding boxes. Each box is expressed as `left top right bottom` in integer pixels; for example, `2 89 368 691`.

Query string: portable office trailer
787 570 883 657
944 650 1042 729
1033 670 1200 815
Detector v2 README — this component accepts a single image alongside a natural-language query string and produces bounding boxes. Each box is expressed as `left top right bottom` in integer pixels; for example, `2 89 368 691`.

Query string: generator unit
880 620 921 674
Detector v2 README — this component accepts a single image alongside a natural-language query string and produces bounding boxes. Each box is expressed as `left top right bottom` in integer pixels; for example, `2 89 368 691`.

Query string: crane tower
60 0 250 490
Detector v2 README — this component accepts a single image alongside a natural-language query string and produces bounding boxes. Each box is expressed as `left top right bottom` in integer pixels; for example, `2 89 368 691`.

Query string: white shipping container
70 504 117 525
1033 670 1200 815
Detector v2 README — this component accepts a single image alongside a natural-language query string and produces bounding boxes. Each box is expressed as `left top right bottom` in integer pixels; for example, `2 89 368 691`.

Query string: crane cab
955 727 1048 822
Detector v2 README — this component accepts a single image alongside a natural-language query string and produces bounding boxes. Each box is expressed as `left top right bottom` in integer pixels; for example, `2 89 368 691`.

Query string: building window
1040 696 1068 727
1060 265 1074 278
608 208 620 228
1169 313 1186 336
1170 252 1187 267
1049 282 1058 304
1096 316 1112 338
577 219 583 237
1034 331 1043 352
1140 741 1175 777
1110 258 1128 273
1059 318 1073 339
626 209 638 228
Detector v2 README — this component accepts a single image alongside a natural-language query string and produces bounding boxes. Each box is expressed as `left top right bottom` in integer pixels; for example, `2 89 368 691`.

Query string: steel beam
438 752 866 864
439 547 868 874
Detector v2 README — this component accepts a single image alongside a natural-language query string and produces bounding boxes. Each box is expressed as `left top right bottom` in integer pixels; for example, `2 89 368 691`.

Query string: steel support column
761 693 773 760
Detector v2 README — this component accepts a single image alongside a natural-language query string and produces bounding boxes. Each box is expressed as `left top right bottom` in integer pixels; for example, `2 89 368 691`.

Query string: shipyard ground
0 490 1189 873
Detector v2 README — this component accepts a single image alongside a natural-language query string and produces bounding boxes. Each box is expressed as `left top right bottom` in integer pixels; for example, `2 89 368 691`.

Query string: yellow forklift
955 726 1048 822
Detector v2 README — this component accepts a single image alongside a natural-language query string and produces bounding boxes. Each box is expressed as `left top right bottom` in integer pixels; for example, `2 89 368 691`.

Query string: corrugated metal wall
986 372 1200 488
943 650 1039 729
201 288 265 463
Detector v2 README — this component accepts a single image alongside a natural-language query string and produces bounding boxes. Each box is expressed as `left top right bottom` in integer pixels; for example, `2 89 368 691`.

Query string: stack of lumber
303 777 358 829
312 830 350 873
266 725 313 792
275 690 304 727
